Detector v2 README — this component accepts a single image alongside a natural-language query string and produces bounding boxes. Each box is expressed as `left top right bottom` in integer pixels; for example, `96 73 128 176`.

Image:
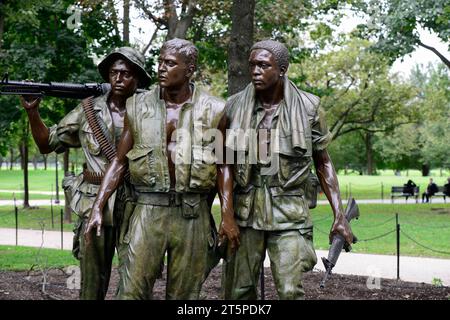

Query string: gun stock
319 198 359 289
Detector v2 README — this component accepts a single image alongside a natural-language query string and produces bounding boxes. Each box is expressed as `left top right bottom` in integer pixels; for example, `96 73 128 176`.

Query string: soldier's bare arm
217 115 240 250
313 148 353 245
85 115 134 237
19 96 53 154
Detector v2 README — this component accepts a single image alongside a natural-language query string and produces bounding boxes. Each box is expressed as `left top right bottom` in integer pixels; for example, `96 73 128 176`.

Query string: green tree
374 63 450 175
354 0 450 68
0 0 123 210
293 38 419 174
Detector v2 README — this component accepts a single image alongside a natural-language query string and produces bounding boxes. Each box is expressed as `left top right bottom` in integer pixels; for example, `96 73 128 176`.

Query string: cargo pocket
189 145 217 190
126 146 156 187
304 172 319 209
81 127 101 156
234 185 255 221
271 187 308 224
298 228 317 272
119 200 137 246
181 193 202 219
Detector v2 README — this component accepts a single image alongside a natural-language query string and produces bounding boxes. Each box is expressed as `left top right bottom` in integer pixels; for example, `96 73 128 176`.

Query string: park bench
391 186 419 203
430 186 447 203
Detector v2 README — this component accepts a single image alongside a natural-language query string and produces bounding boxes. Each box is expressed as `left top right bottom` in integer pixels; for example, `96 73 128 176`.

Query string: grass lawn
0 206 77 232
0 169 65 192
0 245 119 271
211 203 450 259
320 173 450 200
0 192 65 201
0 203 449 270
1 168 449 200
0 245 79 271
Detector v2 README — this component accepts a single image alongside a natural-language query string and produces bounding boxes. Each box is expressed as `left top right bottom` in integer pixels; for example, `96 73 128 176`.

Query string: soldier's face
158 50 193 89
249 49 282 91
108 59 138 97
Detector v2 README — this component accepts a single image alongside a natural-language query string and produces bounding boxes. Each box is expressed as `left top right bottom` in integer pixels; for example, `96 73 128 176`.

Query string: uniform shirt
226 79 332 231
48 92 122 225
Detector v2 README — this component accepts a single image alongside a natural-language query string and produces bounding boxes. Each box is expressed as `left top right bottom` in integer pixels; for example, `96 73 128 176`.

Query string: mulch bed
0 266 449 300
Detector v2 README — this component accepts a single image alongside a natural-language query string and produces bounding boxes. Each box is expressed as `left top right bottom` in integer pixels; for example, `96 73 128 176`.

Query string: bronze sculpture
85 39 240 300
20 47 151 300
223 40 354 299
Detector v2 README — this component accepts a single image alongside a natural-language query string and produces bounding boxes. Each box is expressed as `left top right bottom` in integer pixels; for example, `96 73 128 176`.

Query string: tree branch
142 28 159 55
134 0 168 27
418 41 450 69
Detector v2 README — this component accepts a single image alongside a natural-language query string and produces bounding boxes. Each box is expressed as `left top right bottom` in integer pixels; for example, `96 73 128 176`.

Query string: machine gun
0 73 111 99
319 198 359 289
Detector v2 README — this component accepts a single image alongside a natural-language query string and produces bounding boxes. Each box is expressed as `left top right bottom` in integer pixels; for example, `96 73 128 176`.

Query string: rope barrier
353 216 396 228
400 220 450 229
357 229 396 242
314 225 396 242
400 230 450 255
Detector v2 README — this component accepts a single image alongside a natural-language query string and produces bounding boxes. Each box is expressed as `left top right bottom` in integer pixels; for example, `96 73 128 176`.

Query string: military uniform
223 77 332 299
49 93 129 299
48 47 151 300
118 84 225 299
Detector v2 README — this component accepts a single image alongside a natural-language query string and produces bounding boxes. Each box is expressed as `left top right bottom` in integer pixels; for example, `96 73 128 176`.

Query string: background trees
0 0 448 186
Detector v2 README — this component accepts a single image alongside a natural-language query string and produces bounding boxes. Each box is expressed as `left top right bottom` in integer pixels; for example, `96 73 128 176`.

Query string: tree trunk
123 0 130 44
227 0 255 95
19 146 24 170
32 154 38 170
164 0 197 40
43 154 48 170
0 3 4 50
365 133 375 175
9 147 13 170
107 0 120 38
421 164 430 177
0 155 3 170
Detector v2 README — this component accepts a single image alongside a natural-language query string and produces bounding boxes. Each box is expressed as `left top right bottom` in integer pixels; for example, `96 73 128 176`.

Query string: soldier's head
158 38 198 89
98 47 151 97
249 40 289 91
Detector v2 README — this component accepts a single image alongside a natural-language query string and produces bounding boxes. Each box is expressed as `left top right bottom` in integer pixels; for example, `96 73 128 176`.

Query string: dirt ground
0 266 449 300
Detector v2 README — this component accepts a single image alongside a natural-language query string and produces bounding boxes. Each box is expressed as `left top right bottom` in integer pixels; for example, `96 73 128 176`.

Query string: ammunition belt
81 96 130 181
82 164 104 185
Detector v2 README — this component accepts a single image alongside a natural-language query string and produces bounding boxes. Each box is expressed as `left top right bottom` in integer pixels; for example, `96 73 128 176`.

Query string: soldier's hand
218 213 240 253
330 214 354 245
19 95 41 110
84 206 103 241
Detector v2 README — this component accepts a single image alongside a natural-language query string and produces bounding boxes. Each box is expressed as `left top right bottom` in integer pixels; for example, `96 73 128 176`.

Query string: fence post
50 197 54 229
381 182 384 202
396 213 400 280
260 259 265 300
14 193 18 246
60 208 64 250
55 155 60 204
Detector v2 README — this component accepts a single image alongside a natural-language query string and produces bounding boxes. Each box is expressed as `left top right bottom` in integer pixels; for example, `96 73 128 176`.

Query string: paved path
0 228 72 250
1 227 449 286
0 197 447 207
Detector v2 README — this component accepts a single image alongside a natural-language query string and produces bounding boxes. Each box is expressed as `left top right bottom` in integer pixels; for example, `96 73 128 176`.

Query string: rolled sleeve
50 104 83 151
311 107 332 151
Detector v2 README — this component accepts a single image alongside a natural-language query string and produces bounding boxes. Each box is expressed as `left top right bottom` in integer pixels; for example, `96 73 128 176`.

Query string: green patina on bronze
223 77 332 300
125 84 225 193
118 84 226 299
